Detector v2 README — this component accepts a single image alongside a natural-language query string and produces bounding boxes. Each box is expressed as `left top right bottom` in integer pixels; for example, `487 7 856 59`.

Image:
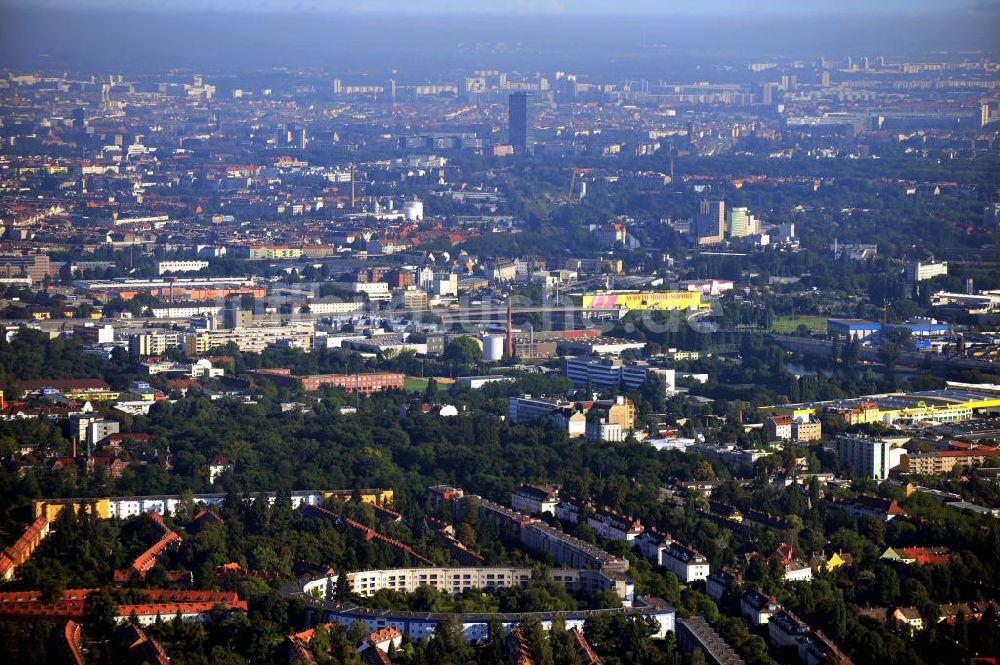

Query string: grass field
771 315 828 334
403 376 430 393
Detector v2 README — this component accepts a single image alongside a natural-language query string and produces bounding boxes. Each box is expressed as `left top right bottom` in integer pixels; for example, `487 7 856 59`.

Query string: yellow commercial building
34 498 111 521
63 389 122 402
763 387 1000 426
34 489 393 521
581 291 708 312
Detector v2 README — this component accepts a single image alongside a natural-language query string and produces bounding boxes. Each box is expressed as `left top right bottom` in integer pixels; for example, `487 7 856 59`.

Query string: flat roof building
827 319 881 340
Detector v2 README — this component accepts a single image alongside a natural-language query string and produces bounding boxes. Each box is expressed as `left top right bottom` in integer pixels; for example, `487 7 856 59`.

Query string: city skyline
0 0 998 663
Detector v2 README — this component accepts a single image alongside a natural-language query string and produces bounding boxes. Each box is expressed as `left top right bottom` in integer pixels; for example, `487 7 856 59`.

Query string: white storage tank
482 334 505 362
402 199 424 221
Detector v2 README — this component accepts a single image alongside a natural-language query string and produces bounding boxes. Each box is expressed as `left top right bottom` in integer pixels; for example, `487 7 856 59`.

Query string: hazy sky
2 0 994 14
2 0 996 73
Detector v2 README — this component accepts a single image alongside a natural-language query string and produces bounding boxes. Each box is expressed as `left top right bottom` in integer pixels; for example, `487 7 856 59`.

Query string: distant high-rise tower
821 71 831 87
981 102 998 128
696 200 725 245
727 207 760 238
761 82 780 106
508 92 534 155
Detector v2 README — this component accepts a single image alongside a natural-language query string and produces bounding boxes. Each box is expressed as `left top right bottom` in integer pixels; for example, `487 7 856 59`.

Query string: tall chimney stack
506 300 513 358
71 437 77 458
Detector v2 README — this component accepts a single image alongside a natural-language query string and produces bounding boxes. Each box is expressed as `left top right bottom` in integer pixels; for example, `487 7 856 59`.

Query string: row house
771 543 814 582
742 589 780 626
587 506 643 542
634 530 672 564
767 612 852 664
829 496 906 523
661 542 710 583
0 589 247 625
510 484 560 516
0 517 49 581
114 512 183 582
706 569 739 602
302 505 435 567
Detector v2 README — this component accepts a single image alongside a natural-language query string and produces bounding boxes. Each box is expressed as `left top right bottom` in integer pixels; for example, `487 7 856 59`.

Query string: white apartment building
128 331 185 357
587 507 643 542
511 485 560 515
156 260 210 275
553 498 642 541
586 421 627 443
149 303 223 319
661 542 710 583
550 408 587 438
635 530 672 563
905 261 948 284
184 323 314 354
353 282 391 301
837 435 896 480
742 590 780 626
433 274 458 298
782 561 814 582
308 300 366 315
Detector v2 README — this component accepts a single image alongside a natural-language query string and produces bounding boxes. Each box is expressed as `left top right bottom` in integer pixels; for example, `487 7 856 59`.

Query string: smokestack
72 437 77 458
506 300 513 358
351 165 356 208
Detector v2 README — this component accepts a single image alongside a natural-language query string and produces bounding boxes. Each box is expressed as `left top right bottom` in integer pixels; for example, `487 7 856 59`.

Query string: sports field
771 315 828 334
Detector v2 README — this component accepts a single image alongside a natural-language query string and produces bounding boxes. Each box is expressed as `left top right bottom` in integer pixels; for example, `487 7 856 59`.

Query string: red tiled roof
899 547 950 566
939 448 1000 457
117 622 169 665
213 563 280 581
302 505 434 566
192 508 224 525
570 628 603 665
0 517 49 580
369 627 401 645
58 620 85 665
118 600 248 617
115 513 182 579
772 543 796 564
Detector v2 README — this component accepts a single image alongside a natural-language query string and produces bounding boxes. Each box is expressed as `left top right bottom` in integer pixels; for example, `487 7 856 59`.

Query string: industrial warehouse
764 383 1000 425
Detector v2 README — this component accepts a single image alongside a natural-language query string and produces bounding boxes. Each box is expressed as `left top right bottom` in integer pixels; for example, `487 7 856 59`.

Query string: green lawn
403 376 430 393
771 315 828 334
